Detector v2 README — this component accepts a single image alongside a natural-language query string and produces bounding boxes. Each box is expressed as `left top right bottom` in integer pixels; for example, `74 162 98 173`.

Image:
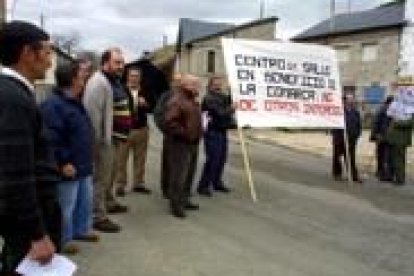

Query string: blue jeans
57 175 93 245
198 130 228 191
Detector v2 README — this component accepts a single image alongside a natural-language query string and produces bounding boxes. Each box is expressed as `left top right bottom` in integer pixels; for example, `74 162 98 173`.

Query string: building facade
293 2 406 117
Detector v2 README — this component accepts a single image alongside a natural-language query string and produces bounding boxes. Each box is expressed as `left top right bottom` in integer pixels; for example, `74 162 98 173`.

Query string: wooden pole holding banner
237 126 258 202
343 125 354 186
342 100 354 187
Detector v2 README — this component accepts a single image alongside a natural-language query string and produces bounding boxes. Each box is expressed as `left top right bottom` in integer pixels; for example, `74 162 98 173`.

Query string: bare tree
52 31 81 55
77 50 101 70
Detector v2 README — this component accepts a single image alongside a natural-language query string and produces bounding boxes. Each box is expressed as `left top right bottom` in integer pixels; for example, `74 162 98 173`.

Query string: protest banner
221 39 348 200
221 38 344 129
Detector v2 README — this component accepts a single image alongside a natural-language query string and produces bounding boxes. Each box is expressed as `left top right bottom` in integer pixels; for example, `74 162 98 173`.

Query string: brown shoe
93 218 121 233
116 187 126 197
74 232 100 242
107 204 128 214
62 242 79 255
133 185 152 194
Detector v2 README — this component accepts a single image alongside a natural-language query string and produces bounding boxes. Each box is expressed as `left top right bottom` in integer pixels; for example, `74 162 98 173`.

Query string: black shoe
93 218 121 233
353 179 363 184
107 204 129 214
214 186 230 193
197 188 212 197
116 187 126 197
379 177 393 182
133 185 152 194
171 208 186 219
393 180 405 186
185 202 199 211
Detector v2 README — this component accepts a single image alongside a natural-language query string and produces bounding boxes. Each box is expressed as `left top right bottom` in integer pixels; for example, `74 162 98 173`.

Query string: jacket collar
1 67 35 93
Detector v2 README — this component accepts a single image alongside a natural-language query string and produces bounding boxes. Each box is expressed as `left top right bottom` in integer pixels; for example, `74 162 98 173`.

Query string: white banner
221 38 344 128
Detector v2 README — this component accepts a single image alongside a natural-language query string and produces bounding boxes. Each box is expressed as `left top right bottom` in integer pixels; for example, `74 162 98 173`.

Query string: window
335 46 350 63
362 43 378 62
207 50 216 73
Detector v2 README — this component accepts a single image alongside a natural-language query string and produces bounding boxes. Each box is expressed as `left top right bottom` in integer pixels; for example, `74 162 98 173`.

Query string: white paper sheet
16 254 77 276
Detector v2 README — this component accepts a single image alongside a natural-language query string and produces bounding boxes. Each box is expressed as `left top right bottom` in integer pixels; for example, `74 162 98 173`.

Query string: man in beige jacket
83 48 129 233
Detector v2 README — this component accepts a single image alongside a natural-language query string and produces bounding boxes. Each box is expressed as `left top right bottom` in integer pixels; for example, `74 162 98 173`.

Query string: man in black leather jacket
197 76 235 196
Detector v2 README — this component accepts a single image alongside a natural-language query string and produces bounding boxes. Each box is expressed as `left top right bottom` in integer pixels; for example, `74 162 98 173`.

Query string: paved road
72 128 414 276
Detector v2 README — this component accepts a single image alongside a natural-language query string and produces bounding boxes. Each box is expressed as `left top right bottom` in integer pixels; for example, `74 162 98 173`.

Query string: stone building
293 1 406 115
176 17 278 91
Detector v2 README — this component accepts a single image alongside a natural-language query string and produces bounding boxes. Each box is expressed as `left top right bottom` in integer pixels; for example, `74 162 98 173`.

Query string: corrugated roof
177 18 234 46
177 17 278 46
294 2 406 40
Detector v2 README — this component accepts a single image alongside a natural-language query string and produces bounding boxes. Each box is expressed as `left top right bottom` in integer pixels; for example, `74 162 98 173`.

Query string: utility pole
40 13 45 28
10 0 19 20
260 0 265 18
330 0 336 33
348 0 351 13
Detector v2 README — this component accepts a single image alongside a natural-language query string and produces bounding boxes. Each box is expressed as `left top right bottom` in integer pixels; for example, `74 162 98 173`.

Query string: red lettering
321 92 333 103
264 100 300 113
238 99 258 111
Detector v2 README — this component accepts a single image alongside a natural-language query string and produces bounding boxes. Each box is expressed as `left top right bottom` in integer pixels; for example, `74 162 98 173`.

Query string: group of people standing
0 21 235 275
331 92 413 186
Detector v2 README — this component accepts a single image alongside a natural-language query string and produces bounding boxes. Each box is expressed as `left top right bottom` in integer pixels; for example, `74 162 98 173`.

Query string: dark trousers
198 130 228 191
166 138 198 211
391 145 407 184
333 139 359 181
161 137 170 197
1 200 61 275
376 142 393 180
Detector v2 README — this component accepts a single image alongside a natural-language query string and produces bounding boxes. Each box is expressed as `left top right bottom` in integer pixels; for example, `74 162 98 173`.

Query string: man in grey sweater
83 48 129 233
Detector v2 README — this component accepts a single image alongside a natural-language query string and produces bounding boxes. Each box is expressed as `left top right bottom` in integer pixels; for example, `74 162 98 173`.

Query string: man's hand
231 102 238 111
28 235 56 265
137 96 147 107
62 163 76 178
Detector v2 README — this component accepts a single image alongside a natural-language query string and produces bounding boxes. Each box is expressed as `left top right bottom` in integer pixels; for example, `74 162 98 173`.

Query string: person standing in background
115 67 152 196
370 96 394 181
332 94 363 183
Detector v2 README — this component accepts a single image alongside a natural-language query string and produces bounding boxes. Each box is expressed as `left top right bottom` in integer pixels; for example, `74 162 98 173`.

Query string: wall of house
295 28 401 113
178 21 276 94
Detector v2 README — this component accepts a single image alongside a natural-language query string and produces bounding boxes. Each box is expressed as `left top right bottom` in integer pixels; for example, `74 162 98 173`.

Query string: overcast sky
7 0 390 61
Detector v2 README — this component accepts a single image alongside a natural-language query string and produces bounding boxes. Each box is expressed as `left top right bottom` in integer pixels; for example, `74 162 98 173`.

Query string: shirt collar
1 67 35 93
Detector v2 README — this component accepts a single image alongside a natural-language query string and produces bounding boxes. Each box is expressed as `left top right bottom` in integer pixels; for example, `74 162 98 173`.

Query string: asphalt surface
72 128 414 276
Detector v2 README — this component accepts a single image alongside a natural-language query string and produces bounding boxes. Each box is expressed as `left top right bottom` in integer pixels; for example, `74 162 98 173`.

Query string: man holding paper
0 21 61 274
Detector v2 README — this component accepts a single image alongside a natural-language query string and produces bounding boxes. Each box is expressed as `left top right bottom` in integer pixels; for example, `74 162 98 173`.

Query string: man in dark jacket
0 21 61 274
370 96 394 181
197 76 235 196
332 94 362 183
41 61 98 255
164 74 202 218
